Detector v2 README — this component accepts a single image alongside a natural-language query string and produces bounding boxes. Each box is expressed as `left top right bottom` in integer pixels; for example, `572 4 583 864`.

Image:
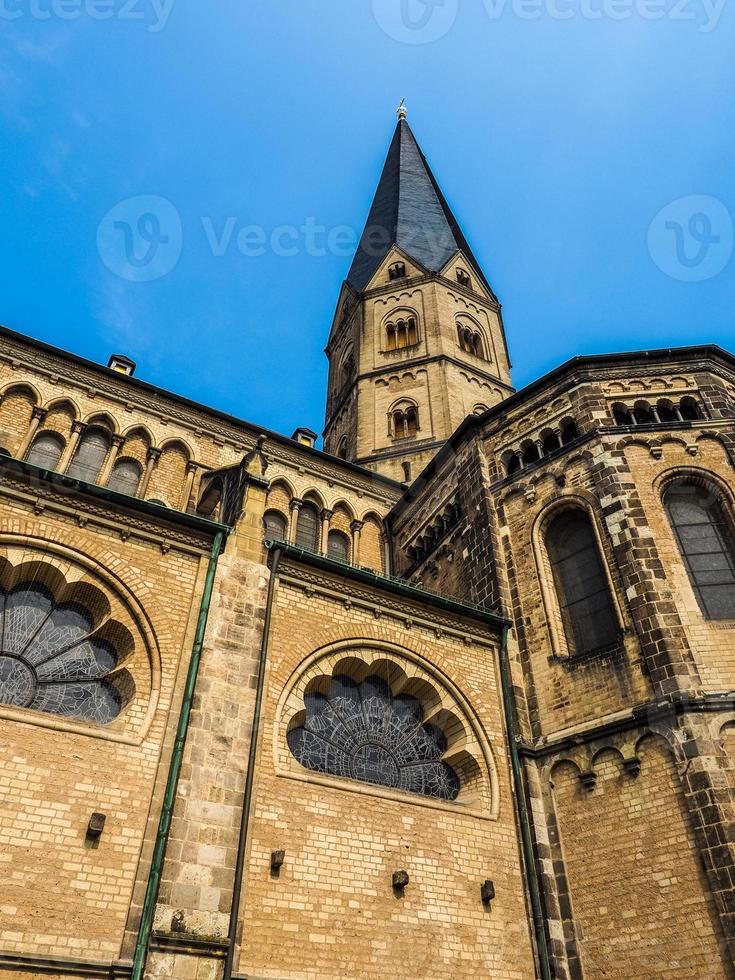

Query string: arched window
385 315 418 351
295 503 319 551
612 404 632 426
26 432 64 471
473 404 489 416
392 406 418 439
634 401 654 425
506 454 521 476
521 442 540 466
657 400 678 423
664 481 735 619
336 436 348 460
327 530 350 562
561 421 579 445
388 261 406 280
456 268 471 288
0 582 121 723
107 458 142 496
340 353 354 390
287 672 460 800
402 461 412 483
542 431 561 455
546 509 619 655
680 396 702 421
264 509 288 542
66 428 110 483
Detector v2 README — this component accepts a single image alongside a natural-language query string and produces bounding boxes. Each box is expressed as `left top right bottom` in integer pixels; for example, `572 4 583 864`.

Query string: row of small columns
288 498 364 562
615 404 686 424
18 413 197 509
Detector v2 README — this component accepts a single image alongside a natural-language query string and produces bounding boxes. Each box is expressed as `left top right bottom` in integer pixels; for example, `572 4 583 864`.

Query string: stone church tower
0 107 734 980
323 108 512 482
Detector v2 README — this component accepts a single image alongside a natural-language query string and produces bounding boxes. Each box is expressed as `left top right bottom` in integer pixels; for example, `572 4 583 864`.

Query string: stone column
320 509 333 554
16 406 47 459
99 434 125 487
350 519 363 565
179 460 198 511
289 499 302 544
58 420 86 472
138 446 161 499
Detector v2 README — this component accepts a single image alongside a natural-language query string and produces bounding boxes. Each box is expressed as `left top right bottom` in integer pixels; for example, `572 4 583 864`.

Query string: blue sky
1 0 733 442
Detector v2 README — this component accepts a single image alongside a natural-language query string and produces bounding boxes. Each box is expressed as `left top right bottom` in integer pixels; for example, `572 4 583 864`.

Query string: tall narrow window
66 429 110 483
264 509 288 541
664 481 735 619
546 509 619 655
327 530 350 562
26 432 64 471
295 503 319 551
107 458 142 496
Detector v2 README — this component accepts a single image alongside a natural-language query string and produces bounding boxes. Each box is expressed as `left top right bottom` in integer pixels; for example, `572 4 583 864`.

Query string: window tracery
0 583 123 723
287 673 460 800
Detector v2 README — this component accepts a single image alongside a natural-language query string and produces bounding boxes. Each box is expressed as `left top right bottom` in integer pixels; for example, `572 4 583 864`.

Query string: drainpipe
223 543 283 980
131 529 225 980
498 624 553 980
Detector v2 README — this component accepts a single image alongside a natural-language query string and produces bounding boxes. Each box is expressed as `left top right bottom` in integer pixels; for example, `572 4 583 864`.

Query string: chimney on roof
291 427 317 449
107 354 136 377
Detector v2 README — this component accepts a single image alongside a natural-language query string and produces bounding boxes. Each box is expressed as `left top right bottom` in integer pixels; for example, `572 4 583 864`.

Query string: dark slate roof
346 119 496 299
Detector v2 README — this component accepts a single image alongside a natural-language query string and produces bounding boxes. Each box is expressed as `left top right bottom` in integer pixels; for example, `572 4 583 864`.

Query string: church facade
0 112 734 980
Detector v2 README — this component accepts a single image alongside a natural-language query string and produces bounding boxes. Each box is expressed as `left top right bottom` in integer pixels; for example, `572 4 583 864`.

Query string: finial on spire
397 99 407 121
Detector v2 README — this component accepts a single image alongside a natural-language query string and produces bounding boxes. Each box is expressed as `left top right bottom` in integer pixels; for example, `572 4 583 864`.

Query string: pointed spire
346 116 494 298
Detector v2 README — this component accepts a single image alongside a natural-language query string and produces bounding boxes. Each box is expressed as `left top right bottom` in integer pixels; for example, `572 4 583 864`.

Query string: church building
0 107 734 980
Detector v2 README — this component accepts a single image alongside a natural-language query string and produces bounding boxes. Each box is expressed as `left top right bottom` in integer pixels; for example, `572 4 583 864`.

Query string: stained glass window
547 509 619 656
66 428 110 483
0 583 122 724
327 530 350 562
295 503 319 550
287 673 460 801
107 458 142 496
264 510 288 541
26 432 64 471
665 481 735 619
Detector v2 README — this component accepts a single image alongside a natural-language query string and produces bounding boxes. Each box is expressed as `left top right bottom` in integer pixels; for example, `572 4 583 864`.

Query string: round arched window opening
287 672 461 801
0 582 125 724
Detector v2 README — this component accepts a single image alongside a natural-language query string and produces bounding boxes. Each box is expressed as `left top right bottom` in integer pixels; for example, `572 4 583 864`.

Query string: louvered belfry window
66 429 110 483
295 503 319 551
546 509 619 655
665 481 735 620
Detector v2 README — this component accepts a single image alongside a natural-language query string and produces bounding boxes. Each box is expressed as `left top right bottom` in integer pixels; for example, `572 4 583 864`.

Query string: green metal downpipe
131 529 226 980
498 624 553 980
